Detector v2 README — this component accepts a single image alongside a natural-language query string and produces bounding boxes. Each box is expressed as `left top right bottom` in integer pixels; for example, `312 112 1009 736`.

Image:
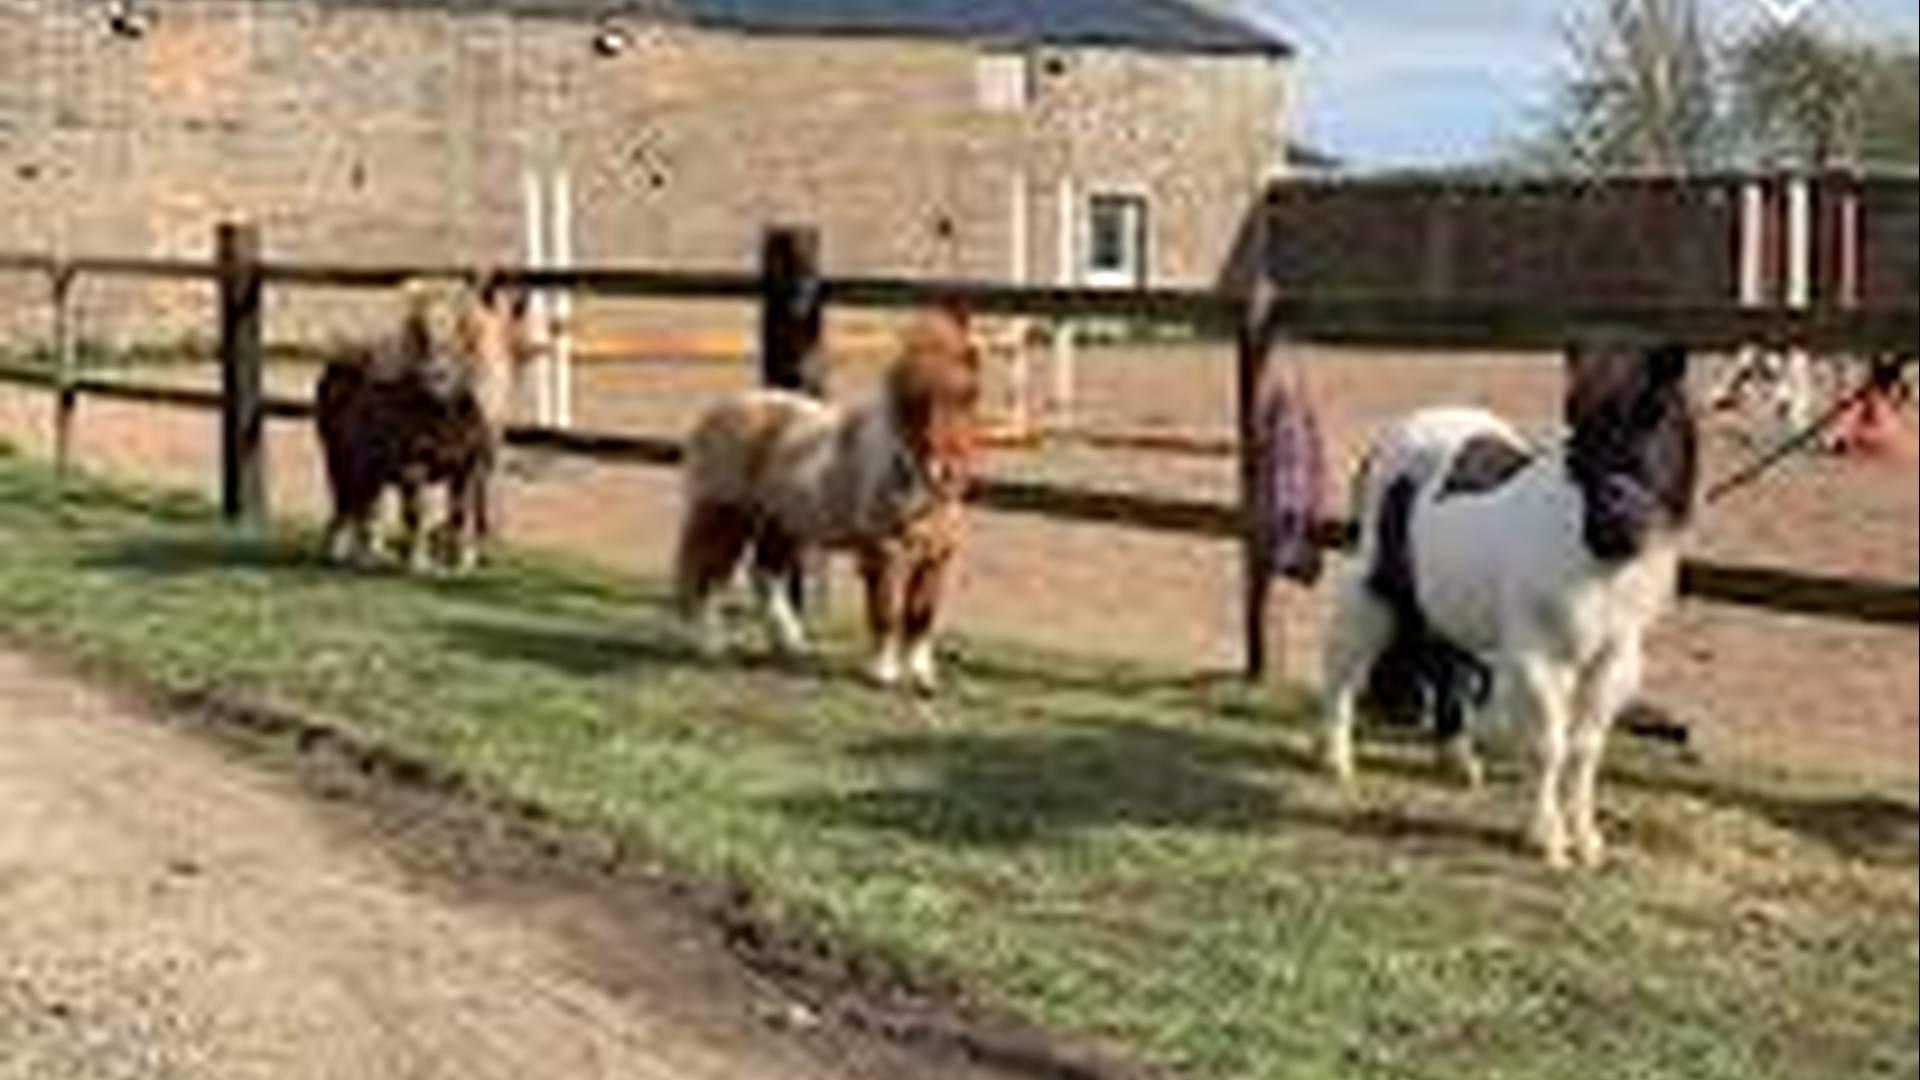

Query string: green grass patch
0 450 1912 1080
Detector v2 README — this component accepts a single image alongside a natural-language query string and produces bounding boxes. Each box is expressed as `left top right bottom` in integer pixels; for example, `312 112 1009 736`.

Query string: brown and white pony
674 306 982 691
315 276 530 571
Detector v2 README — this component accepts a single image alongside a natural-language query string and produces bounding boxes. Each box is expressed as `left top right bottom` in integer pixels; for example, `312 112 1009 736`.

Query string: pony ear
1562 338 1608 424
1645 342 1689 387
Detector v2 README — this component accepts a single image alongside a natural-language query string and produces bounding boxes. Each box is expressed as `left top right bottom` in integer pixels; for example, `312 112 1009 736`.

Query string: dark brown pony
315 278 528 571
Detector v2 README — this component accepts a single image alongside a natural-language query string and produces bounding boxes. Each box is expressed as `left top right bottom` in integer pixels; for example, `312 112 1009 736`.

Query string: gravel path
0 648 959 1080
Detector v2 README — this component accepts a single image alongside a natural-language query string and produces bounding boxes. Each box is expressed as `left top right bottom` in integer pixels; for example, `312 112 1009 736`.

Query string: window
1085 193 1147 287
975 52 1029 112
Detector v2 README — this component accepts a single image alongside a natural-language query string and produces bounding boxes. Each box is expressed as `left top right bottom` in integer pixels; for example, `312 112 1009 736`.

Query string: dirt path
0 648 1000 1080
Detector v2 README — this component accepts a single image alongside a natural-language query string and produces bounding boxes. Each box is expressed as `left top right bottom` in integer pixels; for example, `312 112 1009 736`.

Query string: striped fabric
1258 373 1328 585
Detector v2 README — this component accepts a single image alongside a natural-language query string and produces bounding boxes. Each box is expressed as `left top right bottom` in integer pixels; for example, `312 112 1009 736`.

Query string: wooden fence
1264 170 1920 309
1 217 1916 681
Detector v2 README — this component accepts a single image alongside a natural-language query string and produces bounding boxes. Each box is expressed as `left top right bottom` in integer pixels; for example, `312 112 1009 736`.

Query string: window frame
1083 190 1148 288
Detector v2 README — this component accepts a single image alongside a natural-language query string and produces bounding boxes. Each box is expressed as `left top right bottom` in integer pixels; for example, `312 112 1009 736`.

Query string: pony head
1563 334 1698 561
396 275 536 419
885 304 982 499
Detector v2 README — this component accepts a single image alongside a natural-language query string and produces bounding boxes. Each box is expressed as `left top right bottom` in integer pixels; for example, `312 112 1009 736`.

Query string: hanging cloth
1257 365 1329 585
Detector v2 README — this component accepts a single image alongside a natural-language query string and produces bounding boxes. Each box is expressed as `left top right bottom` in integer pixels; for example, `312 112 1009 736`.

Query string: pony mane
880 305 982 499
394 276 524 420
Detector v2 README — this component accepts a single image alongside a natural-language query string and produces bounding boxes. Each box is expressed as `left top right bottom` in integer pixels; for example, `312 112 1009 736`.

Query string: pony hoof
1316 738 1356 786
1441 739 1484 790
1571 828 1607 869
1528 821 1572 870
865 655 903 688
681 619 725 661
905 645 939 696
766 629 810 659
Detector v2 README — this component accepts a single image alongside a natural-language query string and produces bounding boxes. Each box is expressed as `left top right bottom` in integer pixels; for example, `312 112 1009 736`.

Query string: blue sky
1240 0 1920 168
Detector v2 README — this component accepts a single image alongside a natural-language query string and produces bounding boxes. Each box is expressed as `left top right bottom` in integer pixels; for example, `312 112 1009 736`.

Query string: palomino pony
315 276 530 571
1320 336 1697 868
674 306 982 692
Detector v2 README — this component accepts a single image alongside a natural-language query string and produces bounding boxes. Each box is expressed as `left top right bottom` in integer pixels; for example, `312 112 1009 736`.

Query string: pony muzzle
1583 473 1663 561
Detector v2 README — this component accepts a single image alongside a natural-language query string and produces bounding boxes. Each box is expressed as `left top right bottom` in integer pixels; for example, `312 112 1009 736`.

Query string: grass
0 449 1913 1080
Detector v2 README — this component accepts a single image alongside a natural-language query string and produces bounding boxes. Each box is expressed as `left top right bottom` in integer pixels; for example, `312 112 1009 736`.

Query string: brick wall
0 1 1288 346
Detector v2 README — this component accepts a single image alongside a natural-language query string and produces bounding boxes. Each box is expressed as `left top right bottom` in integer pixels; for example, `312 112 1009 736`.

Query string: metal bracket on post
50 263 78 478
217 222 267 528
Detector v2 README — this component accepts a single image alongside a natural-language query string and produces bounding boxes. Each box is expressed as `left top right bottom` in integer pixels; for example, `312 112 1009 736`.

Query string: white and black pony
1321 335 1697 869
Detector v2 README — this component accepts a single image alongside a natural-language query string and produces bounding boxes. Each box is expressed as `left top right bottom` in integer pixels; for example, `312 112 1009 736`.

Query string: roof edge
1140 0 1293 57
682 16 1293 57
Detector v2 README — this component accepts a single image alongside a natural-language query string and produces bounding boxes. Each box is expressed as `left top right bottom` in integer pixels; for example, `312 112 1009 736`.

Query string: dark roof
1285 141 1343 171
671 0 1290 55
327 1 1289 55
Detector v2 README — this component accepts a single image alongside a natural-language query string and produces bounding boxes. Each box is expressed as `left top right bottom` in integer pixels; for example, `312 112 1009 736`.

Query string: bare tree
1528 0 1722 174
1727 24 1869 169
1858 44 1920 170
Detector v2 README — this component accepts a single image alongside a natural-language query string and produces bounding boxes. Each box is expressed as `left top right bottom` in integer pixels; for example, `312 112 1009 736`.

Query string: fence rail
1 356 1911 631
9 250 1918 348
2 223 1916 680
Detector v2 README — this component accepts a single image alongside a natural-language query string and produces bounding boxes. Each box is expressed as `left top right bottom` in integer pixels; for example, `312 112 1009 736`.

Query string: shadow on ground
772 714 1520 855
67 522 1918 869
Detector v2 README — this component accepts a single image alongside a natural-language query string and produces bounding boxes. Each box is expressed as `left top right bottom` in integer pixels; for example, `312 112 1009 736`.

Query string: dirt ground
0 646 1039 1080
0 343 1913 787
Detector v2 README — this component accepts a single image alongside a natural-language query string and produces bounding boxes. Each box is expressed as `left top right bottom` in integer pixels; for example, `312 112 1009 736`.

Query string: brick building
0 0 1292 342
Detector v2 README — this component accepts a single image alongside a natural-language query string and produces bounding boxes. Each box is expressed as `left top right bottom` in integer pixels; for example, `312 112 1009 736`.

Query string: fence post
1237 279 1276 682
1420 192 1457 301
759 225 826 613
50 263 77 478
217 222 267 527
760 225 825 395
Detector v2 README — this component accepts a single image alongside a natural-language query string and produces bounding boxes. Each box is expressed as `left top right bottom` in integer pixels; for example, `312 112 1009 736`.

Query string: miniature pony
315 276 529 571
674 306 982 692
1320 336 1697 868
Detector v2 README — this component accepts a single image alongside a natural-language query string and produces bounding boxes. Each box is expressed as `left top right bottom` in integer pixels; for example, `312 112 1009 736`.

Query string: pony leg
900 550 953 695
398 476 431 573
857 544 906 687
348 506 376 566
323 515 353 564
1433 656 1486 789
1318 567 1392 784
674 500 753 657
445 472 480 574
337 483 378 567
1507 654 1576 869
324 463 371 566
750 525 808 657
1566 636 1642 868
471 460 495 563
